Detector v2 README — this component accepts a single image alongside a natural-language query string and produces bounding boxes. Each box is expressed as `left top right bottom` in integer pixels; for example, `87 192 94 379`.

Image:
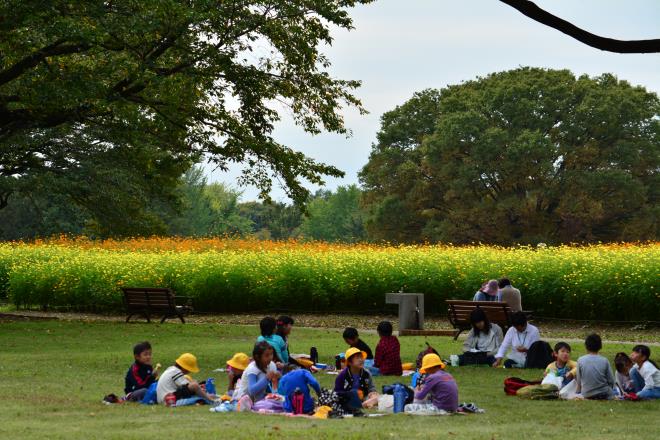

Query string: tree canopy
0 0 372 214
360 68 659 244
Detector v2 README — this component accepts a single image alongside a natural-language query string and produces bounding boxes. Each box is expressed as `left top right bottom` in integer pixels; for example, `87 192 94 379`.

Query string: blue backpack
141 382 158 404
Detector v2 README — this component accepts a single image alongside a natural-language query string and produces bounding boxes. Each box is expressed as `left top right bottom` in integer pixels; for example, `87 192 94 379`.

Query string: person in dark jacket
334 348 379 413
124 341 159 401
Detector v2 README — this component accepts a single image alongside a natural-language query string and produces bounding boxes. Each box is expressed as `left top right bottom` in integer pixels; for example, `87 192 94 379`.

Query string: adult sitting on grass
473 280 499 302
497 278 522 312
156 353 216 405
460 308 503 366
334 348 379 414
492 312 540 368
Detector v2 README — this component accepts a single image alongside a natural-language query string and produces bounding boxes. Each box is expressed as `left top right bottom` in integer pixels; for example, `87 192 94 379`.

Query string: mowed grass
0 321 658 440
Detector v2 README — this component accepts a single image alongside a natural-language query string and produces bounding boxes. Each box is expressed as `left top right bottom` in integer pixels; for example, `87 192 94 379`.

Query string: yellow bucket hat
176 353 200 373
419 353 446 373
226 352 249 371
345 347 367 363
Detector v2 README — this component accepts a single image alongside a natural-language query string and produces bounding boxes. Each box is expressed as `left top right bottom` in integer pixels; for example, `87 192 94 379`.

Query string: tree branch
0 40 92 86
499 0 660 53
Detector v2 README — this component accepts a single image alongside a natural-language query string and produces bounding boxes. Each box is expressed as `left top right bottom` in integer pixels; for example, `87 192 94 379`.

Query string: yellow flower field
0 237 657 320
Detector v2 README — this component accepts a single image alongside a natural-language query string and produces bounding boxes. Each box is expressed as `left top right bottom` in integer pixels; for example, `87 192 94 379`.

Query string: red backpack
504 377 541 396
416 342 440 369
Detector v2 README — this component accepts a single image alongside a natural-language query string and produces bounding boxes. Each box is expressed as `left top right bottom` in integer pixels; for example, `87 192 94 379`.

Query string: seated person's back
498 278 522 312
374 321 402 376
577 334 614 400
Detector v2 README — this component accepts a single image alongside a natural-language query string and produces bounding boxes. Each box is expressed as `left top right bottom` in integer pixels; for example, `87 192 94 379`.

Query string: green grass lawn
1 320 658 439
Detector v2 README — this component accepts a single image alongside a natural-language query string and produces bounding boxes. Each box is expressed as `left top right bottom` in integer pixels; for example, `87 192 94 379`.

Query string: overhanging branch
500 0 660 53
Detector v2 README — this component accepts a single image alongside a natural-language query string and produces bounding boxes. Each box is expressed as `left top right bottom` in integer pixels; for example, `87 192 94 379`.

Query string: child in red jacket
373 321 402 376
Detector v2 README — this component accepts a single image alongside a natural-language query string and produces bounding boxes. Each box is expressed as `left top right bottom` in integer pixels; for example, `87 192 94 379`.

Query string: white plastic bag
542 374 564 388
378 394 394 412
559 380 579 400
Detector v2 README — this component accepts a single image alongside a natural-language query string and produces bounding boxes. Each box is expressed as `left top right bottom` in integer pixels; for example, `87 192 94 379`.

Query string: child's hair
498 278 512 288
510 311 527 327
133 341 152 356
252 341 274 371
377 321 393 337
632 345 658 367
276 315 294 338
260 316 277 337
554 342 571 353
343 327 359 340
469 308 491 335
614 352 632 373
585 334 602 353
282 364 299 375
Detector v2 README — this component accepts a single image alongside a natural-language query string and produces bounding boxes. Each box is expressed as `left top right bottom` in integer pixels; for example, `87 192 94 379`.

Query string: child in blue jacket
279 366 321 414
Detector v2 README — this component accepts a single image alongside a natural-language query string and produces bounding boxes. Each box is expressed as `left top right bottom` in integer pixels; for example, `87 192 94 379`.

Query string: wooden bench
122 287 192 323
446 300 514 340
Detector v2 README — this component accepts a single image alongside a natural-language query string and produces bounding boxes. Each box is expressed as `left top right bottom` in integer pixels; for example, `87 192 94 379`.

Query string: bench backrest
122 287 175 310
446 300 512 328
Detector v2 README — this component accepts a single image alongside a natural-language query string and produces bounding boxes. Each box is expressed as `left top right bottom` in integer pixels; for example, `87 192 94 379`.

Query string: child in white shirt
630 345 660 400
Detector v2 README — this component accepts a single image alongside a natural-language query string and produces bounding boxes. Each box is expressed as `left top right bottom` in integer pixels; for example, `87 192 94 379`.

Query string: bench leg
145 313 151 323
126 314 133 323
178 313 185 324
453 330 462 341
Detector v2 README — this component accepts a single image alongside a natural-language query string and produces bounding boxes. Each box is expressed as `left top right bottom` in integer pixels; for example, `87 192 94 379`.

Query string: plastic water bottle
310 347 319 364
393 384 407 413
292 388 304 415
205 378 216 395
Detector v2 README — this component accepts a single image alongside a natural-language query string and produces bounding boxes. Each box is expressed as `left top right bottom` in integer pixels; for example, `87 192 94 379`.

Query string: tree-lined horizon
2 68 658 245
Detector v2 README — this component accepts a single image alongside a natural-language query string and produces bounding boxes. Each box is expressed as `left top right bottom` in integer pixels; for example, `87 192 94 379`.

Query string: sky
206 0 660 202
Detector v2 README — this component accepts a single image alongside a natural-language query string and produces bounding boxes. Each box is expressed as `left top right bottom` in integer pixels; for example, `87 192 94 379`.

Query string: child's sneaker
102 394 122 405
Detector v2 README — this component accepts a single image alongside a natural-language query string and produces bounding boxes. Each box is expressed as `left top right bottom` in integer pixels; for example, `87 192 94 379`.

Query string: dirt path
2 309 659 345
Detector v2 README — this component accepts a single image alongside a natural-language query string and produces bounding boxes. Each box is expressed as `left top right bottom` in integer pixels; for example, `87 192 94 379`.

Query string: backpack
525 341 554 369
504 377 541 396
382 383 415 404
416 342 440 369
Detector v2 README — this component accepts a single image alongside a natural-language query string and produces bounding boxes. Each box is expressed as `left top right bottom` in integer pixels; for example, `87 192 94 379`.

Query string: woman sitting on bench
459 308 503 366
472 280 499 302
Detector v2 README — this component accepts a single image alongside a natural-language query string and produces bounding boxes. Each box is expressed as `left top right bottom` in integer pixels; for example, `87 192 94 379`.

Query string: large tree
298 184 365 242
0 0 371 215
360 68 659 244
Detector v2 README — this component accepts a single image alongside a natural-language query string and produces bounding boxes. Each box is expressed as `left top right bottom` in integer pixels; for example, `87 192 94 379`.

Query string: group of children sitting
113 314 659 415
541 335 660 400
114 316 461 415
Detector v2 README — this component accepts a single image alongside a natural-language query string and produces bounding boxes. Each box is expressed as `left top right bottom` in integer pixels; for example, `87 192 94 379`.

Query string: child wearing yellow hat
156 353 216 405
409 354 458 413
333 347 379 414
226 352 249 397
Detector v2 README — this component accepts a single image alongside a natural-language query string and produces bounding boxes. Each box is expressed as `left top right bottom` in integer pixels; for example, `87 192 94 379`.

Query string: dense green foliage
1 0 372 218
298 185 366 242
360 68 660 244
2 240 657 320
